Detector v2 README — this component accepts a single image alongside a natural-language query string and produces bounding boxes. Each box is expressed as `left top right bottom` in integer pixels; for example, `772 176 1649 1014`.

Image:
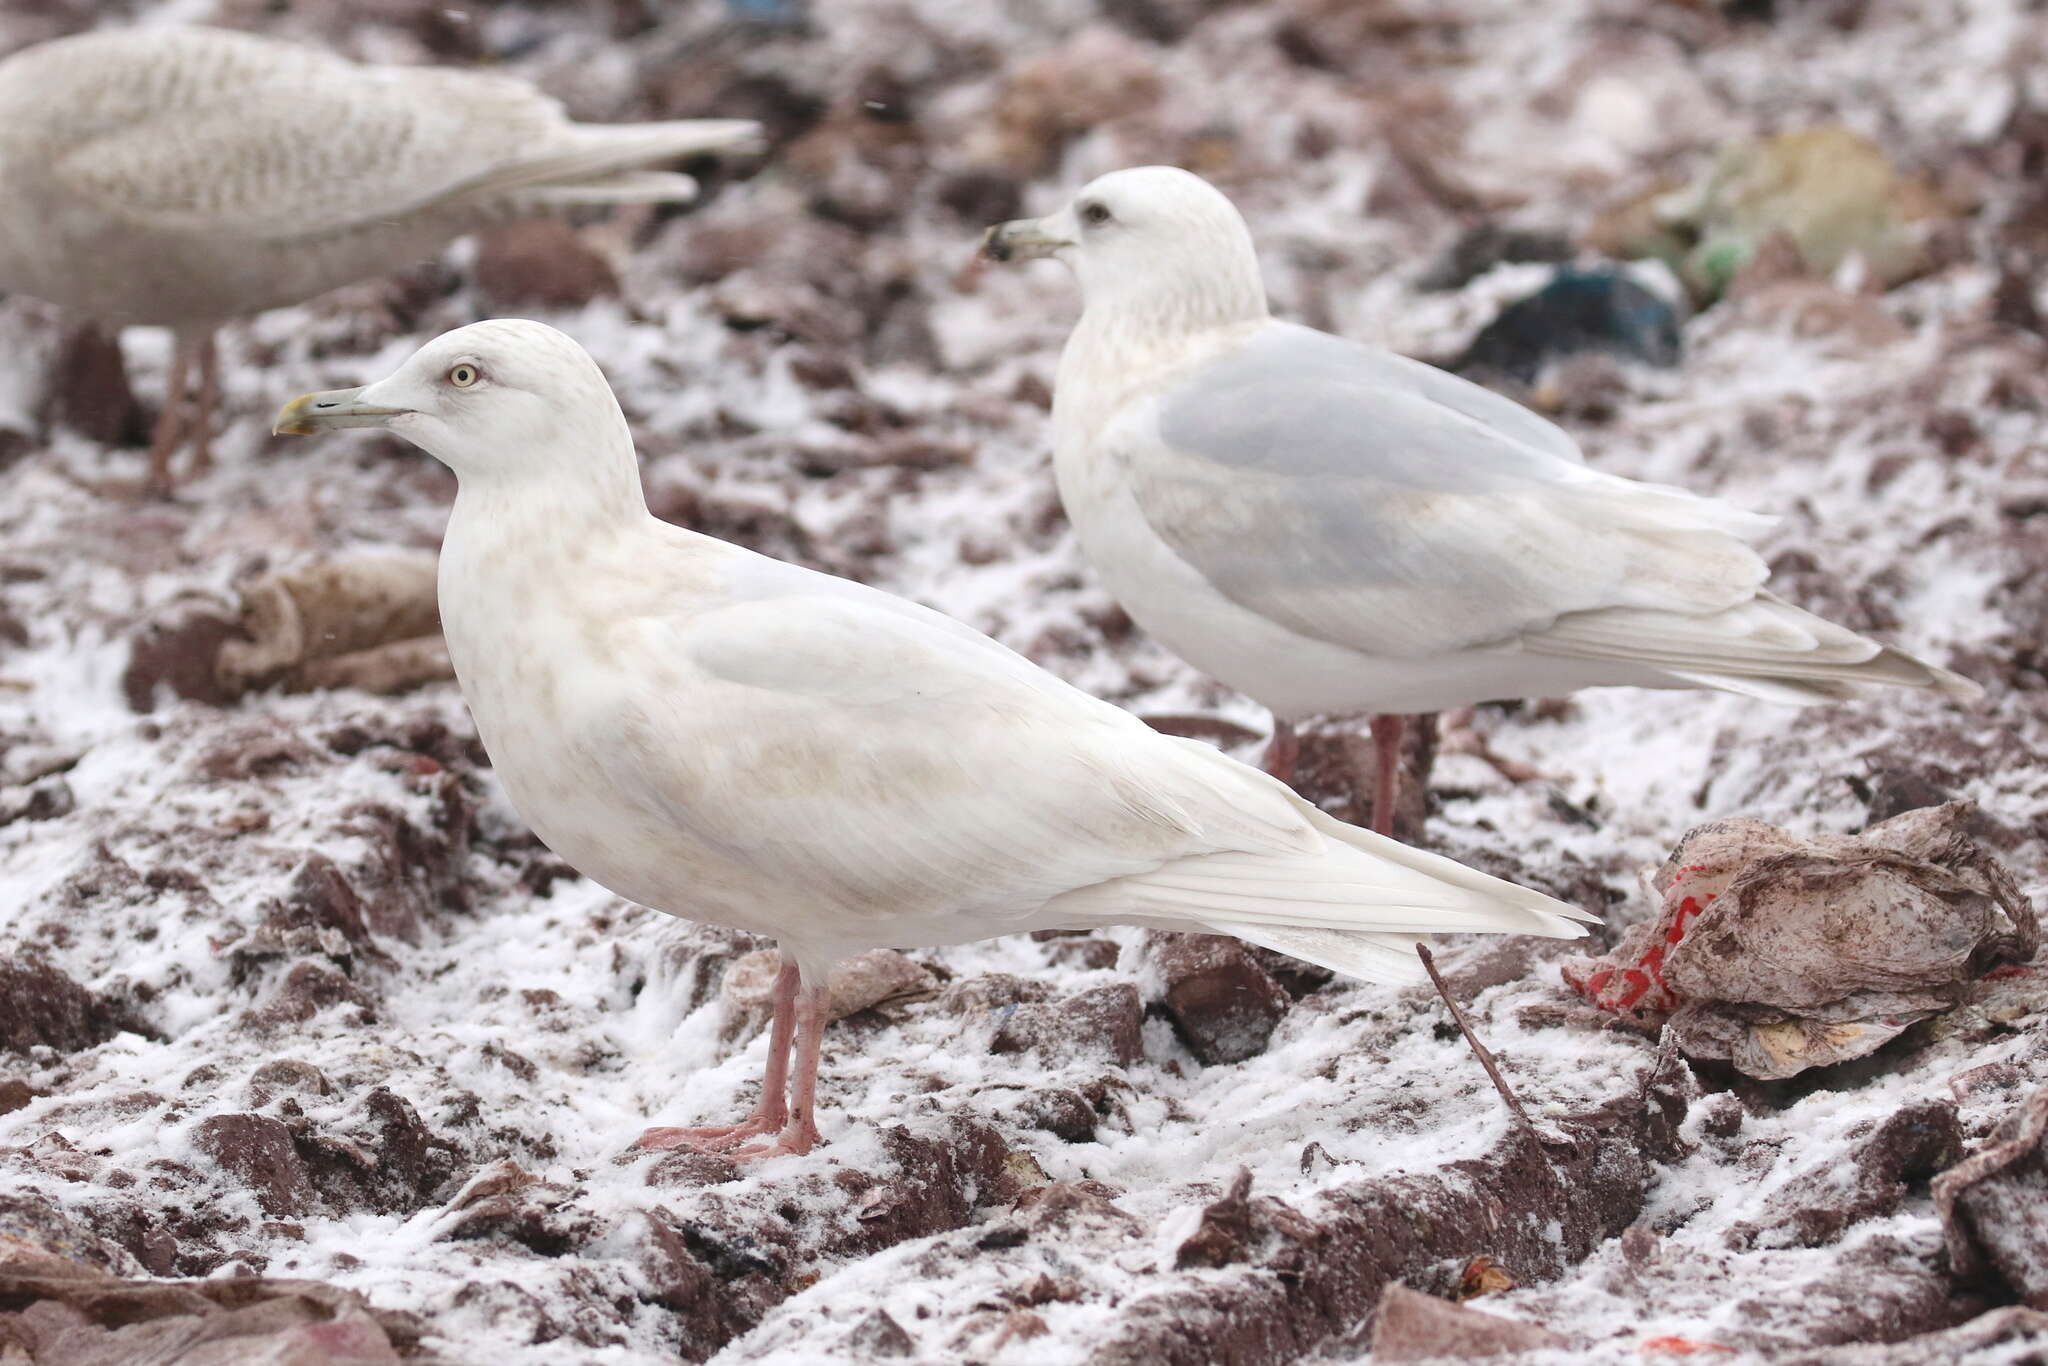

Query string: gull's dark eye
1080 201 1112 227
447 362 481 388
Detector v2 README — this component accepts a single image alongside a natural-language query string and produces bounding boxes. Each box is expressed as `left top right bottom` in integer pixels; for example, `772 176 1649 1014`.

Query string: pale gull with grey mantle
982 166 1979 835
274 319 1594 1161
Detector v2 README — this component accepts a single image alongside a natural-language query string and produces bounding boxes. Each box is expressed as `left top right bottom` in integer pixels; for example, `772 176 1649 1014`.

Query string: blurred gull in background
0 25 759 493
983 166 1980 836
273 319 1593 1161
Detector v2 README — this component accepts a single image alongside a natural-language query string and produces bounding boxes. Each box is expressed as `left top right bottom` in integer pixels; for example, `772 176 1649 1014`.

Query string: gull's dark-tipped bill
979 218 1070 263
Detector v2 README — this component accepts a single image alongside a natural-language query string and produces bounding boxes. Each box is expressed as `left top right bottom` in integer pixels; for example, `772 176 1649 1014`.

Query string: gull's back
0 27 745 327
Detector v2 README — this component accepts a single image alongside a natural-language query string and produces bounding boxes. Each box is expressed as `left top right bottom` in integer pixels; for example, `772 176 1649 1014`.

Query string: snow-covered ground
0 1 2043 1362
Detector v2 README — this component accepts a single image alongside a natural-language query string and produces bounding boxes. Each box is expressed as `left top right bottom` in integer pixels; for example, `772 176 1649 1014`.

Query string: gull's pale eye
447 362 481 388
1080 201 1112 227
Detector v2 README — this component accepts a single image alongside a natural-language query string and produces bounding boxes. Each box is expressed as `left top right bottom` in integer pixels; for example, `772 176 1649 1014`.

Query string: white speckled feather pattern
0 26 758 326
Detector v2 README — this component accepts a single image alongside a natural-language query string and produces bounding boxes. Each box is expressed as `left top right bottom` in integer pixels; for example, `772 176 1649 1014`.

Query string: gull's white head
982 166 1268 333
273 319 635 490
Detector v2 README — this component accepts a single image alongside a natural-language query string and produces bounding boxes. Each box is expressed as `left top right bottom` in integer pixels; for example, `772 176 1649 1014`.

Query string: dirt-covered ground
1 1 2045 1362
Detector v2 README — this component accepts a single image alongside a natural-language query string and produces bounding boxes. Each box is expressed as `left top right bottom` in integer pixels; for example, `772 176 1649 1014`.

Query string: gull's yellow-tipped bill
272 387 409 436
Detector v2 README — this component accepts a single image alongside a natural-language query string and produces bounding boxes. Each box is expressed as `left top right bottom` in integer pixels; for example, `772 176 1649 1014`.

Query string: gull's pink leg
144 336 195 498
635 954 799 1152
185 330 219 478
726 978 828 1161
1370 713 1404 837
1261 717 1299 784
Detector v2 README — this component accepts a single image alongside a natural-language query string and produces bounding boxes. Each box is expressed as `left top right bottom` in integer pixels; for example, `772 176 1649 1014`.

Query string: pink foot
632 1113 780 1152
725 1120 821 1163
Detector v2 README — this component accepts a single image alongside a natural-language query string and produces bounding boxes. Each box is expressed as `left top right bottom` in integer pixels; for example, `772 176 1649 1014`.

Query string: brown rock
1369 1283 1570 1359
442 1180 592 1256
193 1114 317 1217
0 1191 141 1276
1008 1087 1099 1143
1151 934 1291 1065
121 598 242 711
992 983 1143 1067
941 972 1054 1016
935 167 1024 225
1733 1099 1963 1248
245 1059 332 1108
249 961 372 1028
297 1088 466 1217
1935 1087 2048 1307
473 220 620 312
850 1119 1011 1253
843 1307 916 1356
1175 1169 1254 1269
0 776 73 827
1086 1055 1692 1363
0 1269 417 1364
1779 1308 2048 1366
0 954 135 1054
46 321 145 447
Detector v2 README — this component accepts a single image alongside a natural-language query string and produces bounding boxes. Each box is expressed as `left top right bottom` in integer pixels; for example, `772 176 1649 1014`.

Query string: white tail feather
1048 750 1595 984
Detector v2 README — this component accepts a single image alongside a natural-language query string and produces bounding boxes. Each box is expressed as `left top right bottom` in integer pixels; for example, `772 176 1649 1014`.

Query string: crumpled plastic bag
216 552 451 696
1562 802 2037 1079
1590 123 1950 303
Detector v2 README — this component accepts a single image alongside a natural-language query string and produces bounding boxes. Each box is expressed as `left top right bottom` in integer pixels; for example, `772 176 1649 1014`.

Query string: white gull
274 319 1593 1160
982 166 1979 834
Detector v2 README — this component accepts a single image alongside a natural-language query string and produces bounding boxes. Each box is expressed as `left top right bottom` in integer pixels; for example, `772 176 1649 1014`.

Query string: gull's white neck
1052 255 1270 442
434 420 675 668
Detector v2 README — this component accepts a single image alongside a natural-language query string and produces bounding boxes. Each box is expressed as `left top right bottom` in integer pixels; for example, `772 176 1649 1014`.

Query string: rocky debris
0 774 73 827
44 321 146 449
1780 1307 2048 1366
298 1088 468 1217
989 982 1144 1067
626 1114 1022 1357
0 1191 142 1278
193 1085 467 1224
193 1113 320 1218
1731 1099 1964 1249
1173 1168 1255 1269
441 1172 593 1257
0 1263 425 1365
1086 1056 1693 1364
244 1059 332 1108
120 595 243 711
473 220 622 312
1563 802 2038 1078
215 553 450 698
0 955 139 1055
1935 1086 2048 1309
1368 1282 1570 1359
1149 934 1292 1065
841 1307 916 1356
1457 267 1683 383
